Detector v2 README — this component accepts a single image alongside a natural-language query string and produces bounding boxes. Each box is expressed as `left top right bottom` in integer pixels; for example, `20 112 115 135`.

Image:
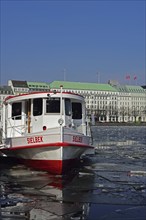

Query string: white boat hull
0 91 94 174
1 127 93 174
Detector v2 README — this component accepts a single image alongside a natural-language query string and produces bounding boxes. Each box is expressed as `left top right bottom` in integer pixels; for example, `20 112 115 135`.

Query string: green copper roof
27 81 49 88
125 85 145 93
49 81 117 92
114 85 145 93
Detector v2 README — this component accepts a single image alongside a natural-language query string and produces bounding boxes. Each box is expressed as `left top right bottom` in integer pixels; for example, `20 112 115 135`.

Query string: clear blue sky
0 0 145 85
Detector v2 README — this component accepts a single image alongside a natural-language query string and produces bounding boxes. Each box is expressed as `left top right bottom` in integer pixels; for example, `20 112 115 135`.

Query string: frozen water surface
0 126 146 219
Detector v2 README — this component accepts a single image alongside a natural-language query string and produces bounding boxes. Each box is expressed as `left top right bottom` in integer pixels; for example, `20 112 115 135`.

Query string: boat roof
4 91 84 103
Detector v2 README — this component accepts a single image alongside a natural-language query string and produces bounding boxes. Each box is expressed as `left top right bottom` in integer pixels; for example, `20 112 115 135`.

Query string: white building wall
1 83 146 124
60 87 146 123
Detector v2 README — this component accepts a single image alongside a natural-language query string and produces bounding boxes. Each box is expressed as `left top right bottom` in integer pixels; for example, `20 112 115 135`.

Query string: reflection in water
0 126 146 219
0 162 91 219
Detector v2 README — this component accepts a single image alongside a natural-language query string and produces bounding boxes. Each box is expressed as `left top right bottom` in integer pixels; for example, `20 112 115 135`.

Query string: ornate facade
0 80 146 124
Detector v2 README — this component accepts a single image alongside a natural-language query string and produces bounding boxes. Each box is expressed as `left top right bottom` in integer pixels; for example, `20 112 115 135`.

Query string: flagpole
96 72 100 83
133 75 137 85
125 74 131 85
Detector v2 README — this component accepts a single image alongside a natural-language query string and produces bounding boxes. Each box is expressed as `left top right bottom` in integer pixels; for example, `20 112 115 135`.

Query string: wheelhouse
2 92 87 138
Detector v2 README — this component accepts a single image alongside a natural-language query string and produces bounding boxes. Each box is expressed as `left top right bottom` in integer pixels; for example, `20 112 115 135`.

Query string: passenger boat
0 86 94 174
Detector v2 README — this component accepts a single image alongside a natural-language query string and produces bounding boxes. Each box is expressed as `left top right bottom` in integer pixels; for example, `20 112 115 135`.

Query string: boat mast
59 85 63 142
27 99 31 133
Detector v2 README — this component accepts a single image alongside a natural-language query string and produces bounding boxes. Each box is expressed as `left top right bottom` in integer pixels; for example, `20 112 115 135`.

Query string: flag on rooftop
126 75 130 80
134 76 137 80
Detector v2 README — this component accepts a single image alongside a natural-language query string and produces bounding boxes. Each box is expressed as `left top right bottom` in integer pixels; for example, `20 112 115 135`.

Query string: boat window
72 102 82 119
65 98 71 116
33 98 42 116
12 102 22 120
46 98 60 113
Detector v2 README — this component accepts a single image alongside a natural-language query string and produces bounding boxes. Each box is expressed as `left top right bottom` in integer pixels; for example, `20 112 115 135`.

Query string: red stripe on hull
19 158 80 175
6 142 93 151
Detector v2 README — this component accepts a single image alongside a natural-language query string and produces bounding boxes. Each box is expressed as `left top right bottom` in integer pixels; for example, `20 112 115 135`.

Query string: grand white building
49 81 146 123
0 80 146 124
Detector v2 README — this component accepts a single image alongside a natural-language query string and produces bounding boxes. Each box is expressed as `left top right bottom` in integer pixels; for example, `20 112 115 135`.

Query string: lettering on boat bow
27 136 43 144
72 136 83 143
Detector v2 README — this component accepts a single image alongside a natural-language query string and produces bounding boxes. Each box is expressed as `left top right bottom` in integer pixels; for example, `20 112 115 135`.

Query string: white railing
6 115 28 137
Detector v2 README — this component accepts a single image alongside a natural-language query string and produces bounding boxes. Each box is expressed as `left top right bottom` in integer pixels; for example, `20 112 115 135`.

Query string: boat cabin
2 91 87 138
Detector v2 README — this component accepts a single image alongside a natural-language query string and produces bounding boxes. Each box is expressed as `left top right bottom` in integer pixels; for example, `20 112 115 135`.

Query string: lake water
0 126 146 220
